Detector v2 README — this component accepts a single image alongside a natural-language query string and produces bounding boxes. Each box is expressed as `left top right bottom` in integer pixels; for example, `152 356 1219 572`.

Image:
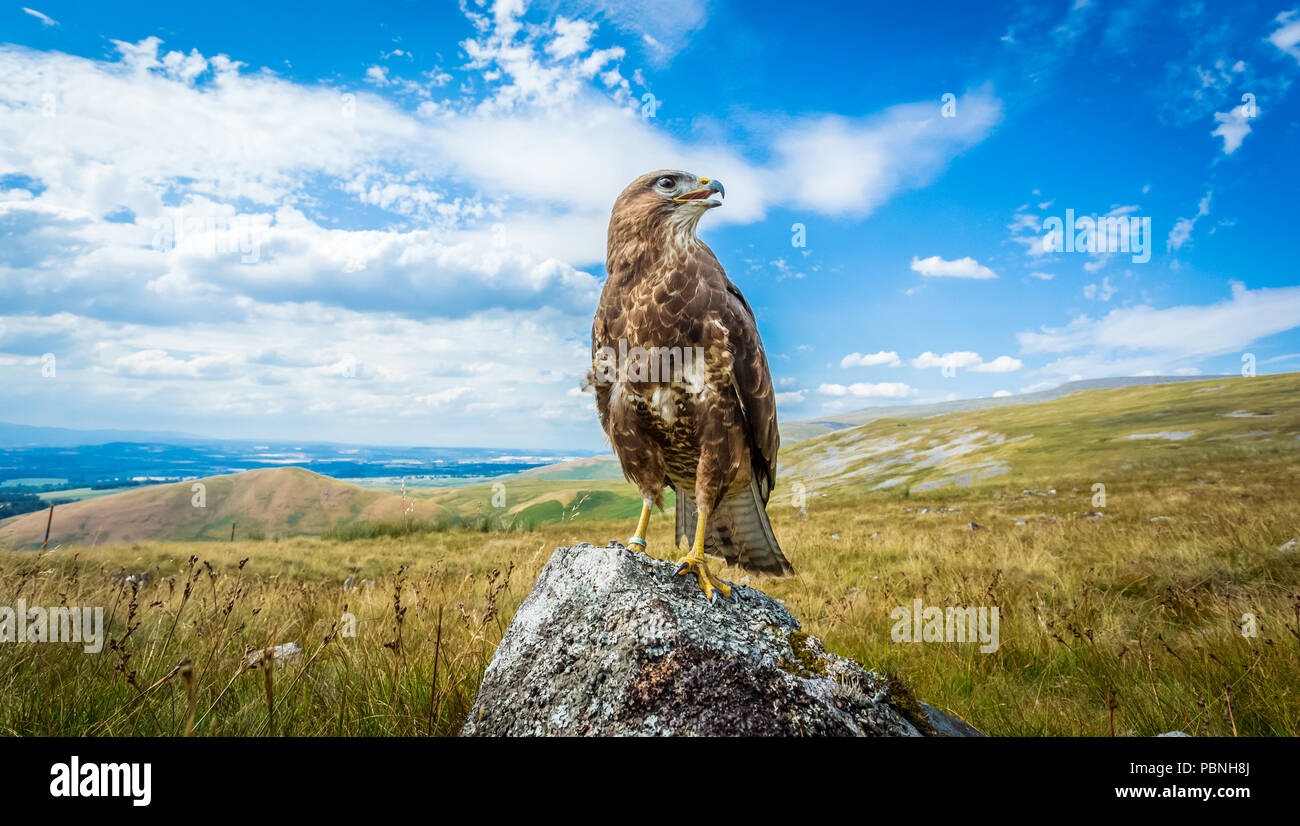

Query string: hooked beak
674 177 725 208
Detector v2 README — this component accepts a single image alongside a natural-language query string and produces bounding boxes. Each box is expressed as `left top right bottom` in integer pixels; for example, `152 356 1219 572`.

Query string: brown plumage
588 170 792 581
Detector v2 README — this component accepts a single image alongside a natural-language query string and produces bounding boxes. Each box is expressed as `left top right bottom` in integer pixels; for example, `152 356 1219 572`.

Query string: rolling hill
0 465 650 549
0 467 435 548
778 372 1298 498
493 374 1244 483
2 372 1295 549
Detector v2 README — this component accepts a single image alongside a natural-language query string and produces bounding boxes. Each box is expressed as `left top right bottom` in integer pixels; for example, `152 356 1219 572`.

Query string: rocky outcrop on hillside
461 542 980 737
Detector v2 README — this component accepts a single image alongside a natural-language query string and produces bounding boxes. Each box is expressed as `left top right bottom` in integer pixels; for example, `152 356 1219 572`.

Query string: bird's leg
674 509 732 601
627 498 652 551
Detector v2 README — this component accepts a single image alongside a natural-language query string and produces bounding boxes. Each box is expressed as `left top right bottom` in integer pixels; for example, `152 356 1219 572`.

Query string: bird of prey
588 169 793 601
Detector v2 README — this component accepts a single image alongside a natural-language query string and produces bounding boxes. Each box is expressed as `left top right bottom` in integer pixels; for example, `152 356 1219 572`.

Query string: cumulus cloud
840 350 901 368
546 17 598 59
910 351 983 370
909 255 998 279
911 351 1021 373
0 2 1003 445
1212 103 1255 154
969 355 1024 373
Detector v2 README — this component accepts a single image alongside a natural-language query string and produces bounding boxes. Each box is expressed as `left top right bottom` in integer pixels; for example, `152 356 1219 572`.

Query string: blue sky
1 0 1298 449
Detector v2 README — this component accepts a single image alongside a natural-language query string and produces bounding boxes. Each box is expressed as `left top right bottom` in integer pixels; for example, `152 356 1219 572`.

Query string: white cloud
3 305 597 443
911 351 1021 373
772 90 1002 217
1083 276 1117 302
840 350 901 368
546 17 597 59
775 389 807 406
1028 271 1054 280
1021 281 1300 356
1008 209 1050 257
969 355 1024 373
21 7 57 26
1268 10 1300 65
1017 281 1300 382
1211 103 1254 154
570 0 709 63
911 351 983 370
992 389 1013 397
818 382 918 398
111 349 241 379
909 255 998 279
0 7 1004 446
415 387 473 407
1167 191 1212 251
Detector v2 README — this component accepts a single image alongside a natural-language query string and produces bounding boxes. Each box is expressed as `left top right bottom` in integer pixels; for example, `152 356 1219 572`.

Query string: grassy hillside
779 374 1234 442
2 372 1296 737
2 441 1296 736
0 467 420 549
779 373 1298 499
508 454 623 481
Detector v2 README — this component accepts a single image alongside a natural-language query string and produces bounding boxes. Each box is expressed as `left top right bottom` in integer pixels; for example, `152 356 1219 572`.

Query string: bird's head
610 169 725 241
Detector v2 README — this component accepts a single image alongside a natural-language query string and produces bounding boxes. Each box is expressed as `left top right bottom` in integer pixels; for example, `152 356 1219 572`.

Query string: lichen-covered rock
461 542 981 737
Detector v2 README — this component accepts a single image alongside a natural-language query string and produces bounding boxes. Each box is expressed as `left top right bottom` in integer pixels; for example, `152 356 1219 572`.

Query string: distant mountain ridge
0 422 202 448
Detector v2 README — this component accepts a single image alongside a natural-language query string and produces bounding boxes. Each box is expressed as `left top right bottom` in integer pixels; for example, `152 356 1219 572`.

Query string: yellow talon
628 499 651 551
673 510 731 601
674 554 732 601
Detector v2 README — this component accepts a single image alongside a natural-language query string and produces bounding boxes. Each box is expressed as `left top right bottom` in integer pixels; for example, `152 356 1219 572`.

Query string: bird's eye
656 176 675 189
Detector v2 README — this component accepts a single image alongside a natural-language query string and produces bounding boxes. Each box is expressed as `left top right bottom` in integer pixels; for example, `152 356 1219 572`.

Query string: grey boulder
461 542 980 737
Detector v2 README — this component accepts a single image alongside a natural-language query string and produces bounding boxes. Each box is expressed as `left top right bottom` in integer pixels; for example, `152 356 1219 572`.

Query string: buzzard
588 169 793 601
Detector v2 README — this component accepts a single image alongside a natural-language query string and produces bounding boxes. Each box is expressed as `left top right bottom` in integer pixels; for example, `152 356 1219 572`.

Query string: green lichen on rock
781 630 829 677
879 670 938 736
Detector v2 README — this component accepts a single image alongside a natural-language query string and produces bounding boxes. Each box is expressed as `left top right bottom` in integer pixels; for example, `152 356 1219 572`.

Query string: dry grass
1 453 1297 736
753 453 1300 736
0 532 545 736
